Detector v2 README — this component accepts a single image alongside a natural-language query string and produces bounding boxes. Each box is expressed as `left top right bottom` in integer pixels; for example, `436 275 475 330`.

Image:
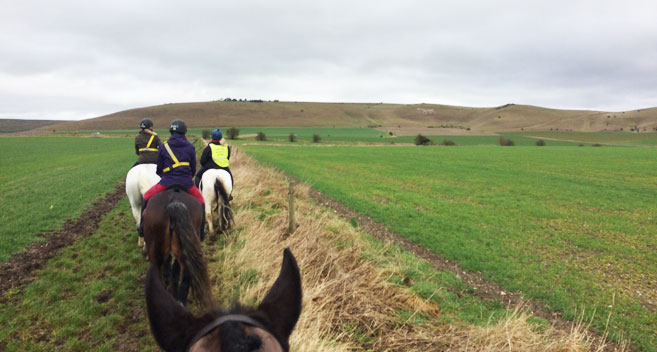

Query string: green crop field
0 137 135 261
517 131 657 146
244 144 657 351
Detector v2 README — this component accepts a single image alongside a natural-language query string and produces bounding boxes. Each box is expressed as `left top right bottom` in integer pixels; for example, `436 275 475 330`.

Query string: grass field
243 144 657 351
0 137 135 261
0 199 156 351
1 143 599 351
517 131 657 146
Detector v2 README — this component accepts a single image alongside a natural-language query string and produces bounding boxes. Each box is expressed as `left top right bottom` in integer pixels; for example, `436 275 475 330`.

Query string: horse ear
257 248 302 348
145 265 202 352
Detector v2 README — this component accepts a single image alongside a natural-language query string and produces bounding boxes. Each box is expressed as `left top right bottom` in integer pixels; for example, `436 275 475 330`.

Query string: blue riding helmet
169 120 187 134
211 128 222 140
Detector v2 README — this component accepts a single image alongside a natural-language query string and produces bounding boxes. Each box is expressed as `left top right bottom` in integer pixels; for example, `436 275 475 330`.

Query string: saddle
165 184 188 193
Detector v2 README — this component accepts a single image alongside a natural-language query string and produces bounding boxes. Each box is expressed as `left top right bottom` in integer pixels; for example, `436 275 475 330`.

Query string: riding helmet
140 118 154 130
169 120 187 134
211 128 222 140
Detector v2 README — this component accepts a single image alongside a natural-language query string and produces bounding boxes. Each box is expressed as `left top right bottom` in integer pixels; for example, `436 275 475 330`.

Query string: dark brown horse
142 186 212 308
146 248 302 352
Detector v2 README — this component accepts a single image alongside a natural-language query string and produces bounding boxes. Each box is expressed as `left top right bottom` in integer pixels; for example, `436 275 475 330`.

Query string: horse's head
146 248 302 352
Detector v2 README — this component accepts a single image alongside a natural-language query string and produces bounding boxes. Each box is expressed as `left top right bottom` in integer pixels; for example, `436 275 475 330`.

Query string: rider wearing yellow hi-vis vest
195 128 233 188
133 118 161 166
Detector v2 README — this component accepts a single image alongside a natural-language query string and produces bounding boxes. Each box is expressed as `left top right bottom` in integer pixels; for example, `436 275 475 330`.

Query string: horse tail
167 201 213 309
215 177 234 232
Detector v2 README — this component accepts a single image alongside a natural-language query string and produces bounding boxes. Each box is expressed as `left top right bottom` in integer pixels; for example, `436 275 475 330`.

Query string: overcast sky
1 0 656 120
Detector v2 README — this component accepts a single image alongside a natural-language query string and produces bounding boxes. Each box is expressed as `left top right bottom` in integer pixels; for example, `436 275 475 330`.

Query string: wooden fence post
288 179 296 234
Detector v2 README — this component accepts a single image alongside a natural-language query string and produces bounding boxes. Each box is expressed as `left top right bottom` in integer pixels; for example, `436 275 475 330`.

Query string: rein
185 314 270 352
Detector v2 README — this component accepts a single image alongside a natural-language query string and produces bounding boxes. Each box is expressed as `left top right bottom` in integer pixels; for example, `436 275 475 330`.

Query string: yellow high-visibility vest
162 142 190 173
209 144 229 167
138 134 158 152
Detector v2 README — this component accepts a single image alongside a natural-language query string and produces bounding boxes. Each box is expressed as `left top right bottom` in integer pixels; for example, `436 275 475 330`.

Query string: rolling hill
0 119 67 133
37 101 657 133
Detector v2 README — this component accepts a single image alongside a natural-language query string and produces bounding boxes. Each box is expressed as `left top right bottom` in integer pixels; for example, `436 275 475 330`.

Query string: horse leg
170 260 181 300
178 264 191 306
205 203 214 237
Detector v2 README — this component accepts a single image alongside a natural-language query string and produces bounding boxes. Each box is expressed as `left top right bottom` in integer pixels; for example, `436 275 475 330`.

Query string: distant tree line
222 98 279 103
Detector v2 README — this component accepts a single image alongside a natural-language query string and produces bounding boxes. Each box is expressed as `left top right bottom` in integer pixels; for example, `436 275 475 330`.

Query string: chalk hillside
42 101 657 133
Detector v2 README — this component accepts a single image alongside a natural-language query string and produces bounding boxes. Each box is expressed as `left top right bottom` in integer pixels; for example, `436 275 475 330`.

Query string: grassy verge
0 137 135 261
0 198 156 351
243 144 656 351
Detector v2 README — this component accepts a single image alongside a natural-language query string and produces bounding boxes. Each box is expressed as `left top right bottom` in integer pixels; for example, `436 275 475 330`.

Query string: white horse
199 169 234 235
125 163 160 228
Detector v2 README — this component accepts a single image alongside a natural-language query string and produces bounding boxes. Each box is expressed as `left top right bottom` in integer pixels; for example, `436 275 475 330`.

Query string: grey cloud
1 0 656 120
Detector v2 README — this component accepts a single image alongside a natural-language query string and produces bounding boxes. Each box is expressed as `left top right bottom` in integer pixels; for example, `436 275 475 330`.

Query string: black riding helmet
169 120 187 134
140 118 154 130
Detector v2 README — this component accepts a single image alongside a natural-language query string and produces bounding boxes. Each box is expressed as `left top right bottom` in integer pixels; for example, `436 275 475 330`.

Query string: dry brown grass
202 149 625 351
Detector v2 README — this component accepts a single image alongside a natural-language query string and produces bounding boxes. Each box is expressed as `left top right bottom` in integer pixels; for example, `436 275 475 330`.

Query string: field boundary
0 182 126 301
299 180 624 352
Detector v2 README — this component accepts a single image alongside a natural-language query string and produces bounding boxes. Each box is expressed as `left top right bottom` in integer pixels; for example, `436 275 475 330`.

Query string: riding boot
200 203 207 241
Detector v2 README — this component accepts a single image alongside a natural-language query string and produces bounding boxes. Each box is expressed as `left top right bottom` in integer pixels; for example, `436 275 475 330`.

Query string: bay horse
125 163 160 246
146 248 302 352
199 169 234 235
142 186 212 308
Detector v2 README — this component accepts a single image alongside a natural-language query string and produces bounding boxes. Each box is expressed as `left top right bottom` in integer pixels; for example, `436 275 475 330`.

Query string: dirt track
0 182 126 301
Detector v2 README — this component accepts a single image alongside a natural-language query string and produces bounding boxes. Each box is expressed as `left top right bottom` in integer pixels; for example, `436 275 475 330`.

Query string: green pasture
0 137 135 261
517 131 657 146
55 127 606 146
244 144 657 351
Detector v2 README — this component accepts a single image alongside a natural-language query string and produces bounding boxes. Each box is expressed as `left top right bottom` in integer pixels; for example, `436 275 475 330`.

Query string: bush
443 139 456 146
536 139 545 146
498 136 515 146
592 143 602 147
226 127 240 140
256 132 267 141
312 134 321 143
288 133 297 142
415 134 432 146
202 129 211 139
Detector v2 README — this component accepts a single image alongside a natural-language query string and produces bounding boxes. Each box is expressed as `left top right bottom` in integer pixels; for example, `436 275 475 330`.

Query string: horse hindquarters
125 169 143 226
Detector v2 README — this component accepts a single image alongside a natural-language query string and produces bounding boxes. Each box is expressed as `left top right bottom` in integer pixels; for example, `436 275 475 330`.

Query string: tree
415 134 432 146
226 127 240 140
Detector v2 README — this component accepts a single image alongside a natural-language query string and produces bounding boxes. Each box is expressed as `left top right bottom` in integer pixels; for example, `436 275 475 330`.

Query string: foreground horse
199 169 234 235
142 187 212 308
146 248 302 352
125 163 160 229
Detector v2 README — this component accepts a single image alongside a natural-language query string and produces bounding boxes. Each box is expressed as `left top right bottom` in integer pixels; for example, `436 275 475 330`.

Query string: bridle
185 314 280 352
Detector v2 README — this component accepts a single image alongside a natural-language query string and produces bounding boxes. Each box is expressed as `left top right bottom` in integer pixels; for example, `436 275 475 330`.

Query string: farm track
305 184 626 352
0 181 126 301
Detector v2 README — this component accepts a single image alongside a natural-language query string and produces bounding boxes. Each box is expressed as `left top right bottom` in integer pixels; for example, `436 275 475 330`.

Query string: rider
133 118 161 166
139 119 206 238
194 128 233 188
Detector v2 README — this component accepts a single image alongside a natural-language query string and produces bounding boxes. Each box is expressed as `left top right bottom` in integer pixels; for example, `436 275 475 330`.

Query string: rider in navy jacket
156 132 197 188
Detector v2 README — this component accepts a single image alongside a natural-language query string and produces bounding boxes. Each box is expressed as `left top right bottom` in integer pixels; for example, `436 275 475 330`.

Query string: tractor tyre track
306 186 626 352
0 182 126 301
